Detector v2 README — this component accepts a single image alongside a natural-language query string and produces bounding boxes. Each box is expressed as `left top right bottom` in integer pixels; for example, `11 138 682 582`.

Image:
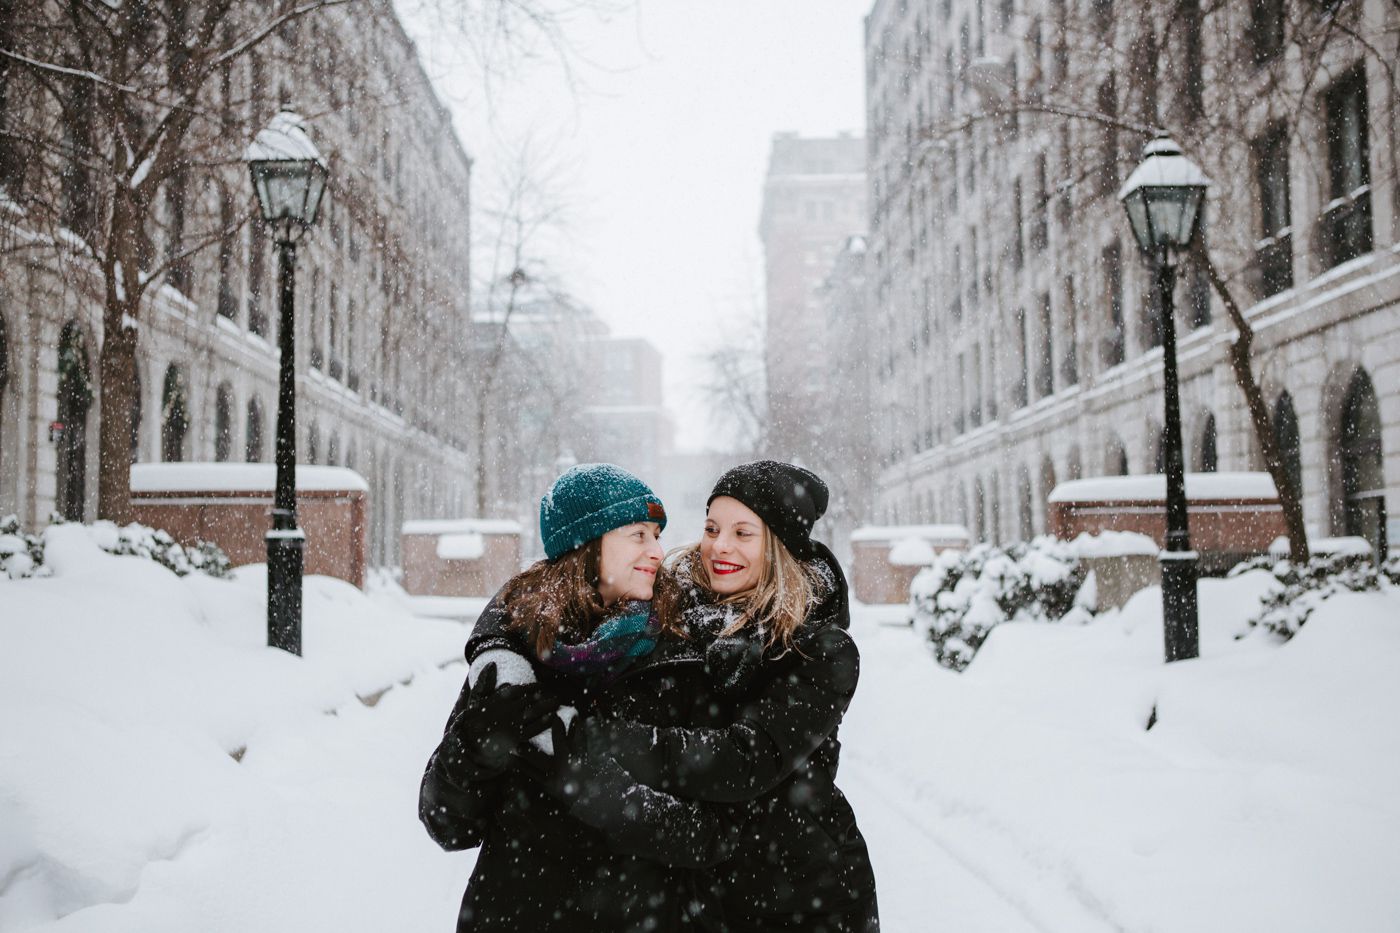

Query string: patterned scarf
540 600 660 679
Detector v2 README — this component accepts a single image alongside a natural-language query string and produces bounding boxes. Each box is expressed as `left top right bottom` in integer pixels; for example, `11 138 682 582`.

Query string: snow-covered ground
3 528 1398 931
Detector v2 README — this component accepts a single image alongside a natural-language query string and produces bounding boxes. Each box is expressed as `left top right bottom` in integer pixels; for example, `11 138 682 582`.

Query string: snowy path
840 607 1126 933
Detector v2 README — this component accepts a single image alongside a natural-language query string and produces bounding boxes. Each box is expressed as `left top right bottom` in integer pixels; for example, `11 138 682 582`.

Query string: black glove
437 662 559 784
518 717 747 868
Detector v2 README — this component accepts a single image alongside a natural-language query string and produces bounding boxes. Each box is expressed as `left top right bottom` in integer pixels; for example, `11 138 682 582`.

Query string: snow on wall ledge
1048 471 1278 504
401 518 523 536
130 462 369 493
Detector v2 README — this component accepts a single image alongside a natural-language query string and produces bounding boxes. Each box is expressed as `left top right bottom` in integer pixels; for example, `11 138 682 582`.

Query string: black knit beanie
707 460 829 559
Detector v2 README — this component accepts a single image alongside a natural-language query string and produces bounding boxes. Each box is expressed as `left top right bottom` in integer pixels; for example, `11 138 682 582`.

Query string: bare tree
900 0 1400 561
696 314 768 460
0 0 618 524
468 137 592 516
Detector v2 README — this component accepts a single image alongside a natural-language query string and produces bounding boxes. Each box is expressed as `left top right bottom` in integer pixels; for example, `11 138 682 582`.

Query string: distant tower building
758 133 867 466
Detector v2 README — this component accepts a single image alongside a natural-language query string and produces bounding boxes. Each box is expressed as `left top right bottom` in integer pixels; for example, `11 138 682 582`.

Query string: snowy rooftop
130 462 368 493
851 524 972 543
401 518 523 536
1048 472 1278 504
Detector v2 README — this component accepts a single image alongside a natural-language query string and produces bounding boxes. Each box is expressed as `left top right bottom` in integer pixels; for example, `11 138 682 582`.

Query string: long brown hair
659 524 816 651
503 536 686 657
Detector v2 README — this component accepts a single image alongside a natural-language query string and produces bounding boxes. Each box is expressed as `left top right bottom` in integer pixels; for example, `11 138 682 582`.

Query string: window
1321 68 1372 268
956 353 966 434
1036 292 1054 398
160 365 188 463
970 343 983 428
1031 155 1049 251
1015 308 1029 408
165 171 190 293
1248 0 1286 65
1179 0 1204 121
245 398 264 463
1011 179 1025 270
1252 124 1293 296
1061 275 1079 386
1273 392 1302 500
214 384 233 462
247 224 267 337
1198 413 1218 472
1102 242 1125 367
217 188 237 320
1142 267 1165 351
1096 75 1118 196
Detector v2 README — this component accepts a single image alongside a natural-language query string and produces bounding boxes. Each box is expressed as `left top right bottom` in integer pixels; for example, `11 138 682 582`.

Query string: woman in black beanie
556 460 880 932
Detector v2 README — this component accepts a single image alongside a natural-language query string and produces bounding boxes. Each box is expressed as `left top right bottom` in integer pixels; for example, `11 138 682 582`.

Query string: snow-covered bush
910 536 1092 671
0 516 232 580
1230 549 1400 639
0 514 50 580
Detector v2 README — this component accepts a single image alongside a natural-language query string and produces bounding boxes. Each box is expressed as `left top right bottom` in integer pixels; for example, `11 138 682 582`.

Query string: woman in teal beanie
419 463 746 933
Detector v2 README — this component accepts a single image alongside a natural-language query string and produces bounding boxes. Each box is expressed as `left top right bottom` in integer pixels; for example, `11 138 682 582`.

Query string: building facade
758 132 868 465
0 1 474 567
864 0 1398 554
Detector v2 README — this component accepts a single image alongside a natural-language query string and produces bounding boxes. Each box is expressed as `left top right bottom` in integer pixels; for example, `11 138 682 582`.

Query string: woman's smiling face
700 496 765 596
597 522 664 604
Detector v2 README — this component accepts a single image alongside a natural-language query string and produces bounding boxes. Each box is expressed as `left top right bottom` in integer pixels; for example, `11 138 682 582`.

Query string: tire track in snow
841 754 1132 933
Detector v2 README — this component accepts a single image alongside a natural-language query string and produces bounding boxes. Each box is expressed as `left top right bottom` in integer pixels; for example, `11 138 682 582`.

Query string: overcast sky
398 0 872 451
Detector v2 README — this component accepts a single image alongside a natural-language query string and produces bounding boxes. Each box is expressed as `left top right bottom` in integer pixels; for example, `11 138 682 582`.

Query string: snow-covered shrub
0 514 50 580
1230 549 1400 639
0 516 232 580
909 536 1091 671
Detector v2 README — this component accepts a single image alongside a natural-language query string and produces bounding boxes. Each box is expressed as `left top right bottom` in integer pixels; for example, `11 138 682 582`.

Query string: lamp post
245 110 328 656
1118 136 1210 663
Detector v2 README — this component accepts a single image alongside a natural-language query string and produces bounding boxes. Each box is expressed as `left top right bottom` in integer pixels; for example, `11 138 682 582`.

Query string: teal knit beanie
539 463 667 560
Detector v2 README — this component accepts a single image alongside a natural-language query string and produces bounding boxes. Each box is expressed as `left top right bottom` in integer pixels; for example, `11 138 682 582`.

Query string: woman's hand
438 662 559 784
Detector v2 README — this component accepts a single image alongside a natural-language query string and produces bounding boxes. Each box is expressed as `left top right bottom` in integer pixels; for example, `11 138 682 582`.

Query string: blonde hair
659 524 815 650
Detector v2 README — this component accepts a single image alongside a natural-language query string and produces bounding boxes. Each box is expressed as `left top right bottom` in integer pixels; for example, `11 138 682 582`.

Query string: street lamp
1119 135 1210 663
245 110 328 656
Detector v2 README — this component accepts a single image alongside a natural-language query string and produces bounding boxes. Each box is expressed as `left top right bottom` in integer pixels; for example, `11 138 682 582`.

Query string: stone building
864 0 1398 554
758 132 868 465
0 1 474 567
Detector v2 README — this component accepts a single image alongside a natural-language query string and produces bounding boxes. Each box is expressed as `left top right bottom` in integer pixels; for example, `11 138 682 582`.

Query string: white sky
398 0 871 451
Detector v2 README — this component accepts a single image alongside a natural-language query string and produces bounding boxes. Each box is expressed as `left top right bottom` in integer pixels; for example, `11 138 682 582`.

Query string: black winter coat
594 543 879 932
419 597 745 933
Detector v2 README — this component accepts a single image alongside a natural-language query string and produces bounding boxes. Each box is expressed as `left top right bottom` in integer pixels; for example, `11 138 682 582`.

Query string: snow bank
0 525 467 929
843 572 1400 932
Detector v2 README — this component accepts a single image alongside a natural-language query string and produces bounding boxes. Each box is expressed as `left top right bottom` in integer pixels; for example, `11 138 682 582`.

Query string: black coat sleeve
418 664 503 851
601 624 861 804
560 755 750 869
463 588 516 662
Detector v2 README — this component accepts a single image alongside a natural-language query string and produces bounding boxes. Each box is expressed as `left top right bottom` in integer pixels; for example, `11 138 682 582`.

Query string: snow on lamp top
245 110 328 229
1117 136 1210 255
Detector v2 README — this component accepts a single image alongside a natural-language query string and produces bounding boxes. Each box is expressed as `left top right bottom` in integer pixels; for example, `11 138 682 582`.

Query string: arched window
1017 466 1034 542
1272 392 1302 500
129 367 143 464
1153 423 1167 474
1039 455 1057 535
160 364 189 462
1334 369 1384 551
344 440 356 471
307 421 320 465
1066 445 1083 481
245 397 264 463
973 477 986 543
1198 412 1218 472
55 322 93 521
0 313 8 477
214 383 234 462
1106 435 1129 476
327 431 340 466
